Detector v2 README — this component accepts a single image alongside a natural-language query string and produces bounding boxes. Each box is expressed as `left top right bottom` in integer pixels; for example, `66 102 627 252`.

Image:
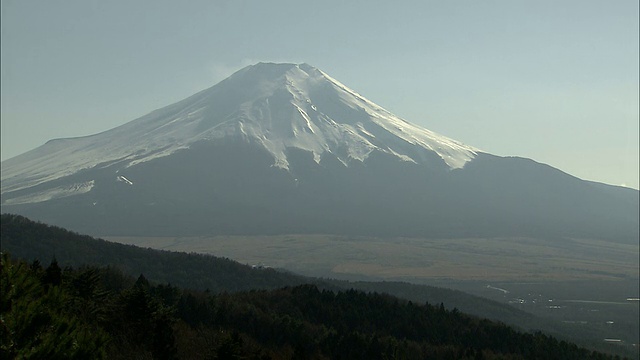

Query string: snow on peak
1 62 478 194
207 62 478 170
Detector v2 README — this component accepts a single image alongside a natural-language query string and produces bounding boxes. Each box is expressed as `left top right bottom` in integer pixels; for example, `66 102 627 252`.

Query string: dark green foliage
0 214 631 359
0 212 548 327
108 274 179 359
1 254 624 359
1 252 181 359
66 267 111 325
0 254 624 359
0 253 109 359
166 284 618 359
1 213 309 292
43 257 62 286
215 331 245 360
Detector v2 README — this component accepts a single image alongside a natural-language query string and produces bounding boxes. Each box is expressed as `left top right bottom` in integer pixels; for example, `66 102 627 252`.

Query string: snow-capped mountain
1 63 638 242
1 63 475 196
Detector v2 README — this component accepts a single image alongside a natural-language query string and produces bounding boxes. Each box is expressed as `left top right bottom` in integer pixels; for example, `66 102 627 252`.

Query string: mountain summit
1 63 475 194
1 63 638 242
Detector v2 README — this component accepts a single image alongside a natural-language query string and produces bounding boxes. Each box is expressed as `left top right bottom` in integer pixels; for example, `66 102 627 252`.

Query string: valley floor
103 235 639 282
105 234 640 354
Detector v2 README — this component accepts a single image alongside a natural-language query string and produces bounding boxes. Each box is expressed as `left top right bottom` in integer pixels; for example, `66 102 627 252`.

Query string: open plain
104 235 639 282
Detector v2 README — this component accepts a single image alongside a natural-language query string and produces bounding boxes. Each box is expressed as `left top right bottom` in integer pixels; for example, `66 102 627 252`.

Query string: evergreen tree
43 257 62 287
0 253 108 359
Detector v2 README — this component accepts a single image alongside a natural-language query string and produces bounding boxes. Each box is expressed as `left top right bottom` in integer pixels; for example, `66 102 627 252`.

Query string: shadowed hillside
2 214 637 358
2 252 624 359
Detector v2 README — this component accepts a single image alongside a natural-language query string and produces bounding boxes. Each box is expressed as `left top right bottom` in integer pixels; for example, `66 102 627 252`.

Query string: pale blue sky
2 0 638 188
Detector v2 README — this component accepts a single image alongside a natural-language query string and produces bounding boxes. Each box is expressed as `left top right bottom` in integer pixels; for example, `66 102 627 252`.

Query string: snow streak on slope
3 181 95 205
1 63 477 196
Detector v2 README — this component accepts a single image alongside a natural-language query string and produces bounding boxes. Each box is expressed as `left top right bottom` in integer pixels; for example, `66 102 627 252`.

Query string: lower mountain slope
2 140 638 244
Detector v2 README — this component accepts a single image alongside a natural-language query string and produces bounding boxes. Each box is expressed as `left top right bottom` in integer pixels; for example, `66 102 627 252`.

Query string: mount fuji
1 63 638 242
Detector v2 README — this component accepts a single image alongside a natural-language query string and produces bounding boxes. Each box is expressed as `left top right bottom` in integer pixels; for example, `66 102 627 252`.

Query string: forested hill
0 214 631 358
1 213 310 292
2 252 620 359
0 213 533 323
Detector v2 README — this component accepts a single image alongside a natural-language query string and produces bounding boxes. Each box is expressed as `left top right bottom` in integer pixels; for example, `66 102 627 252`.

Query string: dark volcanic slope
3 141 637 242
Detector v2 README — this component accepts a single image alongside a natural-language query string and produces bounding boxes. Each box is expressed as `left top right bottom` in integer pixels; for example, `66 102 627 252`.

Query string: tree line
1 252 624 359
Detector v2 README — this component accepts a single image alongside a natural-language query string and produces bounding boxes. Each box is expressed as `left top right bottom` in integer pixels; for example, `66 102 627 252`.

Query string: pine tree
43 257 62 287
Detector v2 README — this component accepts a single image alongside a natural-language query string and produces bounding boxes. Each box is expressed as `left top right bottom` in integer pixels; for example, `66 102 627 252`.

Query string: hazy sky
2 0 638 189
